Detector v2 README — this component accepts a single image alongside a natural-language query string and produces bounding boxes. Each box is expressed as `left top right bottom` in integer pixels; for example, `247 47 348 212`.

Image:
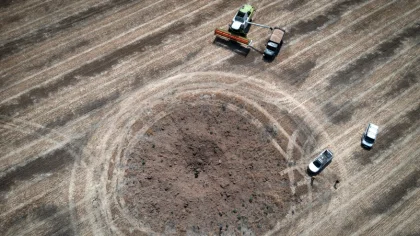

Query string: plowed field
1 0 419 235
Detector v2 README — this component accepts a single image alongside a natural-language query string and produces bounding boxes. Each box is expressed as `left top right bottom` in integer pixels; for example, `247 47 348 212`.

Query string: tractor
214 4 275 46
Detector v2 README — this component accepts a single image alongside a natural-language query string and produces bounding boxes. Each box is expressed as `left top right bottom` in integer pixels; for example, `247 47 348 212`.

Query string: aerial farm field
0 0 419 235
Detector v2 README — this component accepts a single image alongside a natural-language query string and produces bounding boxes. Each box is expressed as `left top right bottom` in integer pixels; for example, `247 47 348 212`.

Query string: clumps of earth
122 102 295 234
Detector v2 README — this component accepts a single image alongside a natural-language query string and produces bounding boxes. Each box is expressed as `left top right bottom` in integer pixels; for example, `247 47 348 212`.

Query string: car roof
367 123 379 138
367 130 378 139
368 123 379 130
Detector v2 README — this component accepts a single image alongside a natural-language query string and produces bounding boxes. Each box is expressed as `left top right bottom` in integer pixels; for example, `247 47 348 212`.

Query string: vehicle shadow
361 145 372 150
306 167 317 177
212 37 250 57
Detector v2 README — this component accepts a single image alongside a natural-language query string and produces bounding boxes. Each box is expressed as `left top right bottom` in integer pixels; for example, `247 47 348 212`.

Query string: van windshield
235 11 245 22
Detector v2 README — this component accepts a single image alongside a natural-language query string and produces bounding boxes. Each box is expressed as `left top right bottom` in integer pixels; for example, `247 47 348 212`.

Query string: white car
308 149 333 174
361 123 379 149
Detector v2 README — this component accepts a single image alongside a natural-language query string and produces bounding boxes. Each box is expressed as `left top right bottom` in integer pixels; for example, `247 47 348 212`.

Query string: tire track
0 0 95 41
0 0 166 78
320 23 420 106
1 0 419 234
0 0 201 91
300 9 420 92
209 0 388 68
0 0 292 129
66 71 327 234
0 0 229 104
352 189 420 235
323 55 419 125
388 210 420 235
0 0 141 61
9 15 414 215
291 140 420 235
0 0 52 17
0 0 307 96
320 84 419 164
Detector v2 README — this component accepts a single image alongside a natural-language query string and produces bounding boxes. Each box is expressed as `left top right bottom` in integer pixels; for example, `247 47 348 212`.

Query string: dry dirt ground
0 0 419 235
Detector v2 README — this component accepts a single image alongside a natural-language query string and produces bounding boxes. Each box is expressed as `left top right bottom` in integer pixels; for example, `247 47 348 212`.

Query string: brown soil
1 0 419 235
122 102 293 234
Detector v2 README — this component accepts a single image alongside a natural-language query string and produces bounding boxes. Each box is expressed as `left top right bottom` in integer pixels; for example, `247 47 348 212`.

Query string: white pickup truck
308 149 333 174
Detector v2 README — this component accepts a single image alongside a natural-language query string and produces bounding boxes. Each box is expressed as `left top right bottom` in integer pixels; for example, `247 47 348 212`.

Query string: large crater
69 73 336 235
121 100 297 234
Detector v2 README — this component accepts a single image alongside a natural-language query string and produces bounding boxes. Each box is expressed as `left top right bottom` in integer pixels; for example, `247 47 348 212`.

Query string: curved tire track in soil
0 116 91 235
1 0 419 235
68 72 340 235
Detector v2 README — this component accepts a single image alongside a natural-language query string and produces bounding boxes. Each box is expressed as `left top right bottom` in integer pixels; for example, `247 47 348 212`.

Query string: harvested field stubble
0 0 419 235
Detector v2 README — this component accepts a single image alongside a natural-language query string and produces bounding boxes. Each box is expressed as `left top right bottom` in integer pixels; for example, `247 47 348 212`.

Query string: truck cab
229 4 255 36
263 28 285 59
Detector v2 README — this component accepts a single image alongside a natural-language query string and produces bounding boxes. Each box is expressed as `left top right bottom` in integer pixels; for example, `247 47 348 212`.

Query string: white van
361 123 379 149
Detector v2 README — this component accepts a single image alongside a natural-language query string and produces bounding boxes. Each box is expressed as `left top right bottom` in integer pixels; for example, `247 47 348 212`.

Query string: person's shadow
334 180 340 189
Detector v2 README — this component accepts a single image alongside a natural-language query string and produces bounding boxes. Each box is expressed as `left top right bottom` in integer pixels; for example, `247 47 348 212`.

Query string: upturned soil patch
122 102 297 234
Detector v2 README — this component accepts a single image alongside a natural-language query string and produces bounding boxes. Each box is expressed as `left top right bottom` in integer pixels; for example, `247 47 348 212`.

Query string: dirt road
1 0 419 235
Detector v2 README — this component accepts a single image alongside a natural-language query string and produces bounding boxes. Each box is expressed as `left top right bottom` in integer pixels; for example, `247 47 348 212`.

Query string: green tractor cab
228 4 255 36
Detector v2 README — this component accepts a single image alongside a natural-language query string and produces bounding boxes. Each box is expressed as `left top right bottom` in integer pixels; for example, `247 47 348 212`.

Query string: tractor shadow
213 37 250 57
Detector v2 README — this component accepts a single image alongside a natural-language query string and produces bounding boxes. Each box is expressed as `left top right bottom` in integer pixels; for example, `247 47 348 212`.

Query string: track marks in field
304 143 420 235
0 0 89 41
1 202 74 236
0 0 164 79
0 0 137 60
327 23 420 89
281 60 317 87
1 0 419 234
352 104 420 165
0 135 86 193
63 72 330 235
384 72 418 98
285 0 367 41
0 0 241 115
366 169 420 215
0 0 15 8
